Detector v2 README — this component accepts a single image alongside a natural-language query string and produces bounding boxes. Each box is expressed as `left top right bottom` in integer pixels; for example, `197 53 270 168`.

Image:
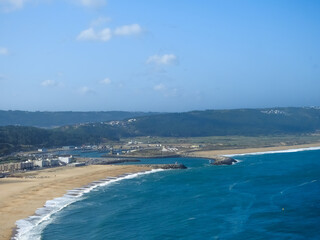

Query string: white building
58 156 73 164
33 159 50 168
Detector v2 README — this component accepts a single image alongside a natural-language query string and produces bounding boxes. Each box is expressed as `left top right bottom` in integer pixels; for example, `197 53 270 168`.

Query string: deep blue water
37 150 320 239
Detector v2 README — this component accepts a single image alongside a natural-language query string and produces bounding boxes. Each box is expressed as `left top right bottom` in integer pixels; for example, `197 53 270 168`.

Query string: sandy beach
1 142 320 239
187 142 320 158
0 165 154 240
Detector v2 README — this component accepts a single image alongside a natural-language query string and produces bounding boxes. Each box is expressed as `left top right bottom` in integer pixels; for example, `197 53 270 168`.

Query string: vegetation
130 107 320 137
0 110 158 128
0 125 121 156
1 107 320 156
126 135 320 150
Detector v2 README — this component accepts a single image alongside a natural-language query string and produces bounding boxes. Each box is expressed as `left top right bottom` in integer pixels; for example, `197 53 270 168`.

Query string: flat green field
122 134 320 151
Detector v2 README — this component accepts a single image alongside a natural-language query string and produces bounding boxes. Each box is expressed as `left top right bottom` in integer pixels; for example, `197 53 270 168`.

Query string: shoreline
13 168 165 240
0 165 156 240
187 142 320 159
1 142 320 239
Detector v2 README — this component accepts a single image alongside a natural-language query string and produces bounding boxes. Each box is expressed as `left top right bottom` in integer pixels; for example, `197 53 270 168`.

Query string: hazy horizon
1 105 320 113
1 0 320 112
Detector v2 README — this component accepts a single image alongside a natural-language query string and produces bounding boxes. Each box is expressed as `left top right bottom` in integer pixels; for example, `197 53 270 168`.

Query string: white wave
13 169 164 240
232 159 242 165
224 146 320 157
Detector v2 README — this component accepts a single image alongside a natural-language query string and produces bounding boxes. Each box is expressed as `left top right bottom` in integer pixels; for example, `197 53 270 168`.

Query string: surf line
12 169 165 240
224 146 320 157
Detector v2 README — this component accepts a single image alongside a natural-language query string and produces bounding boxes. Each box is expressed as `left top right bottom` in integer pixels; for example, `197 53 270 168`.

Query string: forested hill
1 107 320 156
0 124 122 156
0 111 157 128
1 107 320 136
129 107 320 136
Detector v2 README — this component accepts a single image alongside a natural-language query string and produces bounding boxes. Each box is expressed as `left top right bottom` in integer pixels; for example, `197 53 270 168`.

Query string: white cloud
77 23 143 42
0 0 27 11
0 47 9 55
77 28 112 42
77 28 98 41
41 79 63 87
91 17 111 27
153 83 166 91
78 86 95 95
79 0 106 8
146 54 178 65
114 24 142 36
100 78 111 85
99 28 112 41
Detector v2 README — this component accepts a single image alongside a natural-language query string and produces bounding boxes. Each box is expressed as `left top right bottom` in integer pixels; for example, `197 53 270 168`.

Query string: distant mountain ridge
127 107 320 136
1 107 320 156
0 111 158 128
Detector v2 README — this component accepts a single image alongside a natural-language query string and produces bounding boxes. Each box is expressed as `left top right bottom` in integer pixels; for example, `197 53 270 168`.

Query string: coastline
1 142 320 239
187 142 320 158
0 165 155 240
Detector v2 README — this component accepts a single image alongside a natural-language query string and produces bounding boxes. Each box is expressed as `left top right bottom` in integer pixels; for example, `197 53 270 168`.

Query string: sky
0 0 320 112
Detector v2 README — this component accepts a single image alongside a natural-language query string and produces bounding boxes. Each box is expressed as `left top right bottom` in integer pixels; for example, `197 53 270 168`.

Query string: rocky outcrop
144 164 187 169
210 156 237 165
85 158 140 165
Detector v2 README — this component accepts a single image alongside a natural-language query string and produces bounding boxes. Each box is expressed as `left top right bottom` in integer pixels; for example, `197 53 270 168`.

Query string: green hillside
130 107 320 136
0 110 157 128
0 124 121 156
1 107 320 156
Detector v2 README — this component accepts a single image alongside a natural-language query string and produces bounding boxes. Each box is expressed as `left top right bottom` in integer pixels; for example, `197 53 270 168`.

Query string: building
33 159 50 168
21 161 34 169
58 156 73 164
50 159 60 166
0 161 34 172
62 146 75 150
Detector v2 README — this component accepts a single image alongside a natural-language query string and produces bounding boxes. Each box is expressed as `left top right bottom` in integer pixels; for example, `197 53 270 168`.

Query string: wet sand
0 165 153 240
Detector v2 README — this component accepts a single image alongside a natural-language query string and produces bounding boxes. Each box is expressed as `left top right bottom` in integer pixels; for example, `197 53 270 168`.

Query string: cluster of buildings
0 161 34 172
162 146 179 152
0 155 74 174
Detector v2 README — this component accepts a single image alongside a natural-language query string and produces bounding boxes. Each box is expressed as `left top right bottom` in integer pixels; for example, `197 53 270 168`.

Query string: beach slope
0 165 154 240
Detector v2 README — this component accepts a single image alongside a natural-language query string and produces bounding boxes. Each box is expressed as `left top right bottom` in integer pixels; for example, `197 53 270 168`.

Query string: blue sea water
19 149 320 239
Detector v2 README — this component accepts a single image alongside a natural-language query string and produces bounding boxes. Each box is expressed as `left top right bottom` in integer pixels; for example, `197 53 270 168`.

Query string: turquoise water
24 150 320 239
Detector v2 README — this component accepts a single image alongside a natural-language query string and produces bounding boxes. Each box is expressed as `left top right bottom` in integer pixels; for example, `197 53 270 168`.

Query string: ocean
15 148 320 240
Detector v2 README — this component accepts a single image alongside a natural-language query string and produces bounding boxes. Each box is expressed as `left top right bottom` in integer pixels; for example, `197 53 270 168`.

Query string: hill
1 107 320 156
129 107 320 136
0 124 121 156
0 110 157 128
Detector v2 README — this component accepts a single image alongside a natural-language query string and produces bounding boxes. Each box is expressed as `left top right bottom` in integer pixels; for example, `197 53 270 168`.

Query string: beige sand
0 165 153 240
187 142 320 158
2 143 320 239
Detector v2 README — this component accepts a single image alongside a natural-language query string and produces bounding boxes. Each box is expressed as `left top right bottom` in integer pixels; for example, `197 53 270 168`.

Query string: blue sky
0 0 320 112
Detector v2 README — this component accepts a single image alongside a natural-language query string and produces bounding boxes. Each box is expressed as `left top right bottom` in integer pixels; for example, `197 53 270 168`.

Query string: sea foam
224 146 320 157
12 169 164 240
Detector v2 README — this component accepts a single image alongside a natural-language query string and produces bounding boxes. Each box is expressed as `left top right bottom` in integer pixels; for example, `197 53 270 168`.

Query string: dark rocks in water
161 164 187 169
144 164 187 169
86 158 140 165
210 156 237 165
